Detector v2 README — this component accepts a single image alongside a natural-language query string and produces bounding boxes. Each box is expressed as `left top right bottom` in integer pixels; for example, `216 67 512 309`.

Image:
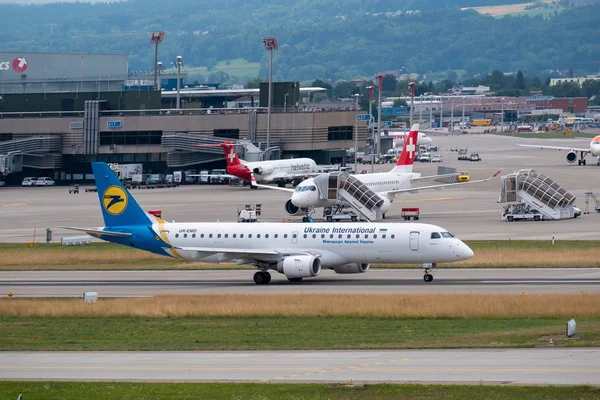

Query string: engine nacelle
277 255 321 278
285 199 302 216
380 197 391 214
331 263 370 274
253 167 273 175
566 151 577 163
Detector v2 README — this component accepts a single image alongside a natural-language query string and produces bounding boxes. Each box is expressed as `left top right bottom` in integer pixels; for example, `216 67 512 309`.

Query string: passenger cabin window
431 232 441 239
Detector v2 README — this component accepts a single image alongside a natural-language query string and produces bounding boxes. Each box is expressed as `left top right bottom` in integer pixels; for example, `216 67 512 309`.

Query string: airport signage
0 57 28 73
356 114 371 121
107 121 122 129
381 121 393 127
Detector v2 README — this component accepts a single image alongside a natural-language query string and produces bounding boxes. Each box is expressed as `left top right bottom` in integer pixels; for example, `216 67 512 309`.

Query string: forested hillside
0 0 598 81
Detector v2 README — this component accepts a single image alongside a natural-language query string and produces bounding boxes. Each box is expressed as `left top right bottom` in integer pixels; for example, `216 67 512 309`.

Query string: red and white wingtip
250 173 258 187
492 170 502 178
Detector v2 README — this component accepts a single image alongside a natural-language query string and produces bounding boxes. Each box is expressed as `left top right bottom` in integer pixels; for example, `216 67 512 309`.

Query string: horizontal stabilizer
60 227 132 238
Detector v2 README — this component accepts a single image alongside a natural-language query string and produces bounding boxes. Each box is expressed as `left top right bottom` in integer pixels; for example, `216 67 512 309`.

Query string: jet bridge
314 172 384 221
498 169 579 220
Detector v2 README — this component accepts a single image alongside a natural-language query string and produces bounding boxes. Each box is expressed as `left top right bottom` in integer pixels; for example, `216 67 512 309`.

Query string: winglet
250 173 258 188
492 170 501 178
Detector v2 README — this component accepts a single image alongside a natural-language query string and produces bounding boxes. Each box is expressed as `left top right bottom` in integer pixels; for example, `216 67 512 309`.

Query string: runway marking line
352 367 600 374
402 358 410 361
320 370 328 373
389 359 397 362
0 203 28 207
0 366 313 372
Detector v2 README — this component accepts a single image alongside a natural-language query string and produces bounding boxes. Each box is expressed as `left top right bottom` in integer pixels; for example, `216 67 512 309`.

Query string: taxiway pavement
1 134 599 243
2 268 599 296
1 348 598 385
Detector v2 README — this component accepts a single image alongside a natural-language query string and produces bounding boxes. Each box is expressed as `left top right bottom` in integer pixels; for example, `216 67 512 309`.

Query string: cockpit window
294 185 316 192
441 232 455 238
430 232 441 239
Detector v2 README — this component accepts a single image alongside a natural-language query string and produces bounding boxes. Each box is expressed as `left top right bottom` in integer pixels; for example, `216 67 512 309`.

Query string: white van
35 177 55 186
21 177 38 186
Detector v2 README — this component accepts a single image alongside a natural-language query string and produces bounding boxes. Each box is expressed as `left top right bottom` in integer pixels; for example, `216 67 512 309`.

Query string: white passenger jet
257 125 500 219
391 130 433 148
63 162 474 284
518 135 600 166
190 141 319 187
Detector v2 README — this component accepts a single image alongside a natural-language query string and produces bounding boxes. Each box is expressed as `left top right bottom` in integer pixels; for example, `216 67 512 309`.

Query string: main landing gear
253 271 271 284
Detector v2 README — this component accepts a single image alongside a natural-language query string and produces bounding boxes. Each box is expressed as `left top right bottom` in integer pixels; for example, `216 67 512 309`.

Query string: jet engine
331 263 370 274
566 151 577 163
284 199 306 216
277 255 321 278
380 197 391 215
253 167 273 175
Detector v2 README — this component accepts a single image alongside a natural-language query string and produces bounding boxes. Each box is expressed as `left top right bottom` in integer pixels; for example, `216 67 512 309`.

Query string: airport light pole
375 74 384 173
419 95 423 123
501 97 505 133
439 95 443 129
263 37 278 149
462 96 466 126
150 31 165 91
173 56 183 110
450 97 454 131
409 82 415 127
367 86 374 154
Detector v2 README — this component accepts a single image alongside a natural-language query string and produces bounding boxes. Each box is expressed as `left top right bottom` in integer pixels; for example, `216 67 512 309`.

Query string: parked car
470 153 481 161
35 177 55 186
22 177 37 186
418 152 431 162
431 154 443 162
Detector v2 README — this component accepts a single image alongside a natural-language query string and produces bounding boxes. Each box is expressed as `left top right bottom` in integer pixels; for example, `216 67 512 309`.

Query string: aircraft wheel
302 216 308 222
583 159 587 166
423 274 433 283
326 216 333 222
254 271 270 285
287 277 303 282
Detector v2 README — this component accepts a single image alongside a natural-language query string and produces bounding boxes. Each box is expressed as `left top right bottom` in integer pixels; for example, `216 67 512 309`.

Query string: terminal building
0 52 365 183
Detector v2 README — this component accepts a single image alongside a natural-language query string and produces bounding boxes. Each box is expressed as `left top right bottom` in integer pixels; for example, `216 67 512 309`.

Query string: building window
214 129 240 139
328 126 353 141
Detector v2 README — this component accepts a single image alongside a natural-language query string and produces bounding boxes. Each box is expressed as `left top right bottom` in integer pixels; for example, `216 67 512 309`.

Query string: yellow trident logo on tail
102 186 128 215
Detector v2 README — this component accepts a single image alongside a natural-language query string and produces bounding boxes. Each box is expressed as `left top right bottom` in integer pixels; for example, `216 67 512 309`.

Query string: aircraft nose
457 241 474 260
291 192 308 207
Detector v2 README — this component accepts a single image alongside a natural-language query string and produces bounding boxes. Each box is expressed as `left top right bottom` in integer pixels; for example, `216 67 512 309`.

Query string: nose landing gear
422 263 436 283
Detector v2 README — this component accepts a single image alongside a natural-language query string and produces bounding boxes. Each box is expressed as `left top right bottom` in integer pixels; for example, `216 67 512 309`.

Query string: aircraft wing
410 173 459 183
186 174 238 179
518 144 590 152
252 183 295 193
173 246 320 262
60 227 132 238
382 170 501 196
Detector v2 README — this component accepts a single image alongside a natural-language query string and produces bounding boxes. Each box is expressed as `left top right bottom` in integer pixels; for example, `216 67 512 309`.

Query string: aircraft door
409 231 419 251
291 231 298 244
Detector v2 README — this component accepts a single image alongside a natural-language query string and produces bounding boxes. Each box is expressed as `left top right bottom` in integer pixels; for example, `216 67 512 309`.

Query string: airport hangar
0 51 369 183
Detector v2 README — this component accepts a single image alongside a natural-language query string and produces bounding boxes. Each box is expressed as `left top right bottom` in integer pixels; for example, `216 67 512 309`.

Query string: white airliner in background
518 135 600 166
390 130 433 148
257 125 500 219
63 162 474 284
190 141 319 186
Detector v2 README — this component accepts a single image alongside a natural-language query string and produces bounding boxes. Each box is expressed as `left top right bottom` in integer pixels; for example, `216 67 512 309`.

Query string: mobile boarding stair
313 172 385 221
498 169 579 220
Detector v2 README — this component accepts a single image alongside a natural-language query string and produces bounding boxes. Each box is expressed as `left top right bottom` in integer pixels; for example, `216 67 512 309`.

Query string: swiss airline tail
220 142 242 166
390 124 419 173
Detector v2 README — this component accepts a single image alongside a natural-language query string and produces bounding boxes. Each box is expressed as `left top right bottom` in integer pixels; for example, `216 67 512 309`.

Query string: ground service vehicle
470 153 481 161
457 171 470 182
431 154 443 162
401 207 420 220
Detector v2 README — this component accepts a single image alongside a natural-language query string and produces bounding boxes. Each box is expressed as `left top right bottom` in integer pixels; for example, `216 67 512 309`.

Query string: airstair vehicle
313 172 385 221
498 169 581 221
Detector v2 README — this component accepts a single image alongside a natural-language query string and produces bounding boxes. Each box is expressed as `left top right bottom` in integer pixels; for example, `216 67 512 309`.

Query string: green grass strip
1 382 599 400
1 317 599 351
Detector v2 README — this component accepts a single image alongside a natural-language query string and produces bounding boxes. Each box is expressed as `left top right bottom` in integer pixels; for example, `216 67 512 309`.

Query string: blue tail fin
92 162 150 227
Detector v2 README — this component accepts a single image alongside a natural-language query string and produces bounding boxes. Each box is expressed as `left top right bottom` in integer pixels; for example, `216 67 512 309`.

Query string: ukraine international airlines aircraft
191 142 318 186
63 162 473 283
518 135 600 166
257 126 500 219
